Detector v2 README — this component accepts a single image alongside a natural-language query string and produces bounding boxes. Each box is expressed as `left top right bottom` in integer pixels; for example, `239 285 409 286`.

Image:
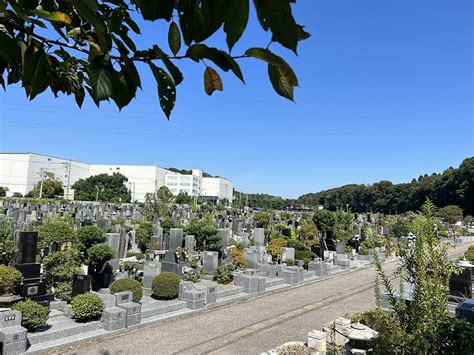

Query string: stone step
265 278 285 288
26 328 109 353
141 300 186 319
216 286 243 299
214 292 247 307
48 309 64 318
139 308 193 326
27 317 103 345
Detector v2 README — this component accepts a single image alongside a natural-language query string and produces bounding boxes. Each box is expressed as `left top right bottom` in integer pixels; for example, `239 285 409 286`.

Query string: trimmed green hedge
151 272 180 299
71 293 104 322
110 278 143 302
13 300 49 331
214 264 235 284
0 265 22 295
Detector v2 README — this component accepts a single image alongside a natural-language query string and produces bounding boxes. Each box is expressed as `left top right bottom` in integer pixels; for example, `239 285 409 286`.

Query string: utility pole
63 160 72 200
38 168 46 199
95 185 100 202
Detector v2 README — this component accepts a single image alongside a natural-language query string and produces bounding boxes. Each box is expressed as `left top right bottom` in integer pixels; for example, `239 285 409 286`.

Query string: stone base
0 295 23 308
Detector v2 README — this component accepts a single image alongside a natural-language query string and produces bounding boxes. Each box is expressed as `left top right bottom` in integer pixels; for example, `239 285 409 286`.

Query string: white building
0 152 233 202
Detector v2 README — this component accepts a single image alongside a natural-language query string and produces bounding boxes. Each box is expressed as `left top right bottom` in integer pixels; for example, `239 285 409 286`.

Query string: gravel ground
56 245 469 355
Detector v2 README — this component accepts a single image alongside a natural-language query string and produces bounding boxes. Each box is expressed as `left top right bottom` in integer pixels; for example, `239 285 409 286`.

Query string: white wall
0 153 90 197
202 177 234 202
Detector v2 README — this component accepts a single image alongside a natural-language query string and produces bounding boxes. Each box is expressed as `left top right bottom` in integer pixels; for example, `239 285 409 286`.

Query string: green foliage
0 219 17 265
254 211 271 228
77 226 106 251
214 264 235 284
0 265 22 295
372 199 463 353
109 278 143 302
36 216 75 250
286 259 295 266
54 281 73 302
463 250 474 263
26 172 63 198
126 252 145 260
43 250 82 297
136 222 154 253
184 217 219 251
332 210 354 243
388 216 410 240
295 249 315 262
175 192 193 205
151 272 180 299
71 293 104 322
87 245 114 266
312 209 335 235
43 250 82 286
183 270 202 283
72 173 131 202
437 205 464 224
232 191 293 210
0 186 8 197
299 157 474 215
143 187 174 219
12 300 49 331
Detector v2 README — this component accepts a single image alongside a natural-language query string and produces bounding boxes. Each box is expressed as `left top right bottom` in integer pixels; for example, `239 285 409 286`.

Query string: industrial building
0 153 233 202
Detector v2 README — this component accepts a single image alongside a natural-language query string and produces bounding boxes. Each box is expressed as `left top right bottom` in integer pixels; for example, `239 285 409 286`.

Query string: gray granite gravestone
254 228 265 247
203 251 219 274
143 261 162 289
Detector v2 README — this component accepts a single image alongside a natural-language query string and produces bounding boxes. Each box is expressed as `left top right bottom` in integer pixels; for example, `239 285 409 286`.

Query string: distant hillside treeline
238 157 474 215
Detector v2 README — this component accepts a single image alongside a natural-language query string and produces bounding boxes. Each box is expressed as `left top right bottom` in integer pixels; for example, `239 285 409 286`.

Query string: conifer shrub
110 278 143 302
151 272 180 299
214 264 235 284
71 293 104 322
12 300 49 331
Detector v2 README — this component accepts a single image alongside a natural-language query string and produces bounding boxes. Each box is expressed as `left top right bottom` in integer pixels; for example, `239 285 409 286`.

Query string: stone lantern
344 322 378 354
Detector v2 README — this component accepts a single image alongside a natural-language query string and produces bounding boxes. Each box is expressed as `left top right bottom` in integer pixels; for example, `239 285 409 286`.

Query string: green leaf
253 0 310 53
152 45 183 85
108 8 124 33
149 63 176 119
0 32 21 62
29 54 50 100
186 44 244 82
268 64 294 102
124 17 141 34
223 0 249 52
111 70 133 110
177 0 226 45
87 56 113 101
204 66 223 96
245 47 297 85
168 22 181 56
69 0 109 53
121 58 141 94
136 0 174 21
75 87 85 108
21 45 38 87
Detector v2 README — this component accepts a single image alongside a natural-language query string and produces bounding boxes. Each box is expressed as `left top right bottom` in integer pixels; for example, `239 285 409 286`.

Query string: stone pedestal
115 291 141 327
0 310 28 355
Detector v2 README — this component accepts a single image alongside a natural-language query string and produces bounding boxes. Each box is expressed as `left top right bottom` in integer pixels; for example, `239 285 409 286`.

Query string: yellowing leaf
204 67 223 96
32 10 72 25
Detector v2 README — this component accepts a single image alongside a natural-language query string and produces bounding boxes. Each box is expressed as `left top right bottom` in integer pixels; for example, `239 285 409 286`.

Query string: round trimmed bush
12 300 49 331
0 265 22 295
151 272 180 299
214 264 235 284
71 292 104 322
110 278 143 302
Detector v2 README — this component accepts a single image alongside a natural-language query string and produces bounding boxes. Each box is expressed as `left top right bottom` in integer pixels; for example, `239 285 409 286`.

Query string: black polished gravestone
14 232 54 307
449 267 473 300
72 274 91 297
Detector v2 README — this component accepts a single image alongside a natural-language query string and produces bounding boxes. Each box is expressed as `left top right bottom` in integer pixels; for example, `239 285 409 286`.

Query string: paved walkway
54 245 470 355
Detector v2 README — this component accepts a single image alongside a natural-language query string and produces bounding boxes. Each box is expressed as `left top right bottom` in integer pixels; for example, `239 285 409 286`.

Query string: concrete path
53 245 470 355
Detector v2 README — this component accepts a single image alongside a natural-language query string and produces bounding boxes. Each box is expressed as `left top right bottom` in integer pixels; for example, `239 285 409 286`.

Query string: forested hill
236 157 473 215
297 157 473 215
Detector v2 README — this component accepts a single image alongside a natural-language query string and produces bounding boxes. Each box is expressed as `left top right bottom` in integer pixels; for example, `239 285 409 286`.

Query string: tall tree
0 1 309 118
72 173 131 202
26 172 64 198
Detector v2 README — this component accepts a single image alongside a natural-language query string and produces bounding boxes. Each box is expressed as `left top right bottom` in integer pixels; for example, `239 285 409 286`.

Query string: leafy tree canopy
72 172 131 202
26 171 63 198
437 205 463 225
0 0 309 118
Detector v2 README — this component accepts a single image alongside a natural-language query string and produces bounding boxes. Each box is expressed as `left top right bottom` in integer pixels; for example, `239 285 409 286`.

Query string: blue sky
1 0 473 198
